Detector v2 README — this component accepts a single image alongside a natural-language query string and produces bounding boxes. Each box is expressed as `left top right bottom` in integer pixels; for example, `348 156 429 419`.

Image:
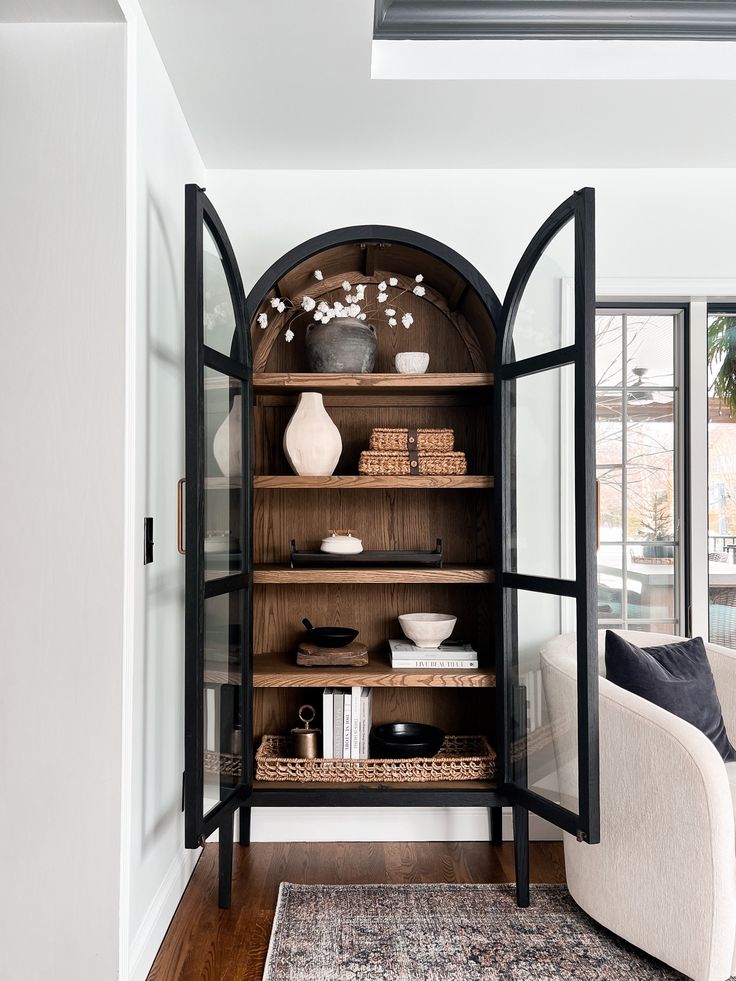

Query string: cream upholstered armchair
541 630 736 981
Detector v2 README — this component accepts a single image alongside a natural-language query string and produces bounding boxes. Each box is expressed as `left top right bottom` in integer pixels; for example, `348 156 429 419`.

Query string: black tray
289 538 443 568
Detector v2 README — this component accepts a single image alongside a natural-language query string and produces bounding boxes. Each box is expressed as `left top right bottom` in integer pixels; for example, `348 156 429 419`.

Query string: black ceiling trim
374 1 736 40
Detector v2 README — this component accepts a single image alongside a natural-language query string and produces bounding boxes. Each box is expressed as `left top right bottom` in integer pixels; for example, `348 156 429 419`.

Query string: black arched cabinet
182 184 599 908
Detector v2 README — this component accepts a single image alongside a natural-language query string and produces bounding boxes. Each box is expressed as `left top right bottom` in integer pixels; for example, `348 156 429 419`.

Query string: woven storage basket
369 427 455 453
359 450 467 476
255 734 495 783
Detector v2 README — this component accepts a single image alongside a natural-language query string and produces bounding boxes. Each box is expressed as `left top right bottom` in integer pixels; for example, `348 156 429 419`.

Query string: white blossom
302 295 316 312
317 301 329 313
314 311 324 321
334 300 343 311
402 312 414 329
413 285 426 297
357 313 367 321
270 297 281 309
342 280 351 292
388 318 397 327
377 292 388 303
276 301 286 313
284 327 295 343
389 277 398 286
378 281 387 292
415 274 424 283
348 303 361 318
257 313 268 329
385 308 396 317
355 283 366 298
314 269 323 281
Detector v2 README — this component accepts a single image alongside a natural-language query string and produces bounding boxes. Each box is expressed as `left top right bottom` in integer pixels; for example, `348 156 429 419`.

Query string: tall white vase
213 394 241 477
283 392 342 476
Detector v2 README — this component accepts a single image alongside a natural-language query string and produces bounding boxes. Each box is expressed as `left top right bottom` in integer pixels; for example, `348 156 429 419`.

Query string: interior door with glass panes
183 184 252 849
497 188 600 843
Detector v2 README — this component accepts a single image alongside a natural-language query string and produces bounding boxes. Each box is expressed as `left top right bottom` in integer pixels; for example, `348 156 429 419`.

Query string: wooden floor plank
147 840 566 981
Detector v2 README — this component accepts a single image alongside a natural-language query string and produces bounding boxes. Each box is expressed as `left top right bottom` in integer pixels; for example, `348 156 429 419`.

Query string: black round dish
301 618 359 649
369 723 444 759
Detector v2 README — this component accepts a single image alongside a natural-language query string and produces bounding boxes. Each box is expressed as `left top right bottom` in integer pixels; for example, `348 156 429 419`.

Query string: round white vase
213 394 242 477
283 392 342 476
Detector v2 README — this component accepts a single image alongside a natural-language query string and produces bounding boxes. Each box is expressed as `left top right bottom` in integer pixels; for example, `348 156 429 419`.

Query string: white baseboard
248 807 562 843
128 848 201 981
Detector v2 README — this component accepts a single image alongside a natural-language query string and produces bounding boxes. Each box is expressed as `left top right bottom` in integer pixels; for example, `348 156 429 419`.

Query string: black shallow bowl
369 723 444 759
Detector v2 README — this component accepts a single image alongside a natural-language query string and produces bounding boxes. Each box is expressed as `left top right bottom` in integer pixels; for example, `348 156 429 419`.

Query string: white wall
119 4 205 980
207 169 736 300
0 22 127 981
206 166 736 842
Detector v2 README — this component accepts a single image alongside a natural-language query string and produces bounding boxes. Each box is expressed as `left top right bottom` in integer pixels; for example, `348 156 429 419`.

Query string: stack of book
388 639 478 669
322 687 373 759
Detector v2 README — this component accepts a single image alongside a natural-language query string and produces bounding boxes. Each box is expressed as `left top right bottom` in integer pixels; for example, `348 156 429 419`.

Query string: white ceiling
139 0 736 168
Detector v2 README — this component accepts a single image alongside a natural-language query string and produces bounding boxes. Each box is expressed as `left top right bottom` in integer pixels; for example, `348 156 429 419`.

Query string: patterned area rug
263 883 690 980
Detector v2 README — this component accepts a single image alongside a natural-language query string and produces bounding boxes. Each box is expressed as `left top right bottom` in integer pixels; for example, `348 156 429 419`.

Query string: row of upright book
322 687 373 759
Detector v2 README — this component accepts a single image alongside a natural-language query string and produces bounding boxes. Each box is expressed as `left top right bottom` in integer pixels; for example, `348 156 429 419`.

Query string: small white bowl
398 613 456 649
395 352 429 374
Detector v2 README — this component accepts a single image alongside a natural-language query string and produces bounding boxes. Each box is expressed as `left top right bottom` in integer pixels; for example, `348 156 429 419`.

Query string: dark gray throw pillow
605 631 736 763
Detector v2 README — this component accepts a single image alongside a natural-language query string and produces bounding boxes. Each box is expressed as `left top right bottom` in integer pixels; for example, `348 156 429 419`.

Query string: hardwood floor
147 840 565 981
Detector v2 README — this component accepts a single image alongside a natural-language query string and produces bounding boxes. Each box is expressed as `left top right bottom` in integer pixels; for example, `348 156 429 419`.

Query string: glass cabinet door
184 184 252 848
498 189 599 843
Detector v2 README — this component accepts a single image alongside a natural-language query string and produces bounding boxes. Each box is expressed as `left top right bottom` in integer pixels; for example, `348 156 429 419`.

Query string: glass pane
204 368 243 580
626 315 674 388
510 590 578 813
505 219 574 363
625 544 675 620
203 591 244 817
597 466 622 539
625 394 675 542
203 223 238 357
626 623 676 636
708 312 736 648
596 399 623 466
597 545 624 621
509 365 575 579
595 315 623 387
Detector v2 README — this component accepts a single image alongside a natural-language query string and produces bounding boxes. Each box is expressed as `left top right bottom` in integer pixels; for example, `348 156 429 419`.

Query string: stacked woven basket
358 427 467 476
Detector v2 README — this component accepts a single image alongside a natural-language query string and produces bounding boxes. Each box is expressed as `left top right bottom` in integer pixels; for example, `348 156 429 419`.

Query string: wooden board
257 650 496 688
253 474 494 489
296 641 369 667
253 372 493 391
253 566 494 584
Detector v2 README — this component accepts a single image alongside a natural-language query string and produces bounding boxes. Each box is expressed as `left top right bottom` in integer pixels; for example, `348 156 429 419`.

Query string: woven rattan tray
255 734 495 783
369 427 455 453
358 450 467 476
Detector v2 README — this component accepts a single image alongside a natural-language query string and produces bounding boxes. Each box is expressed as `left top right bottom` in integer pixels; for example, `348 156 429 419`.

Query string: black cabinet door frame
495 188 600 843
184 184 253 848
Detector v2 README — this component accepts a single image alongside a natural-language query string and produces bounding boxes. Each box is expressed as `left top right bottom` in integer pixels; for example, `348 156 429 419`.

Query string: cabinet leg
513 805 530 908
489 806 503 846
239 804 251 846
218 811 234 909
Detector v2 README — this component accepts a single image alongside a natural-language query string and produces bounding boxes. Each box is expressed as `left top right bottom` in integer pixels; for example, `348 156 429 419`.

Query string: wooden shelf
252 651 495 688
253 475 493 489
251 778 498 793
253 565 494 584
253 372 493 393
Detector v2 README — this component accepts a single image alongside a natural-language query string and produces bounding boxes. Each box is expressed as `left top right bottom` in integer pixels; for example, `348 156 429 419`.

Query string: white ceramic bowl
398 613 457 649
395 352 430 374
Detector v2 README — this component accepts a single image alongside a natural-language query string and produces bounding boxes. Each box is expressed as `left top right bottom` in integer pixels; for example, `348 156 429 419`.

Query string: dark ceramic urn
305 317 377 373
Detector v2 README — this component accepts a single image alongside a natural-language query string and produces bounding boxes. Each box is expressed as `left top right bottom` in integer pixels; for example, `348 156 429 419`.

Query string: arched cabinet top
246 225 502 375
